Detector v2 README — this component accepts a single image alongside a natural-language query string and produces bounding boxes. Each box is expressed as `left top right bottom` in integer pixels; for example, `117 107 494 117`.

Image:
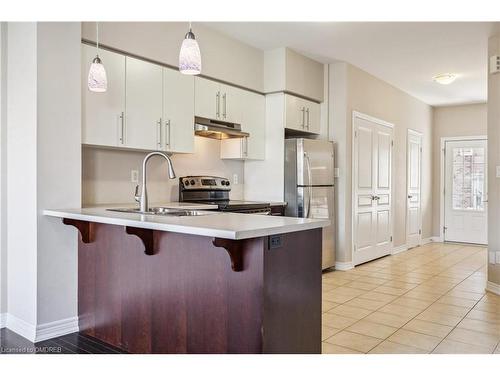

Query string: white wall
432 103 487 238
83 137 244 206
488 35 500 287
81 22 264 93
6 23 39 333
0 22 7 321
330 62 433 264
3 22 81 340
36 22 81 325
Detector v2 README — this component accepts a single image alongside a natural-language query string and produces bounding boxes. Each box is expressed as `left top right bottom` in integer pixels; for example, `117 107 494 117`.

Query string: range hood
194 116 249 140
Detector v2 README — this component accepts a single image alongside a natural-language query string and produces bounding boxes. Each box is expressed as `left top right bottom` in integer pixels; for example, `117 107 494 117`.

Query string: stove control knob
184 180 189 186
190 180 196 186
226 181 230 186
220 180 226 186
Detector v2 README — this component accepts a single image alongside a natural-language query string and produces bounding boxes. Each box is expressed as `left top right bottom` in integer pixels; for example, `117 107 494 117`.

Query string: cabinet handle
157 118 162 149
242 137 248 158
216 92 220 118
119 112 125 144
222 93 227 119
165 119 171 148
306 108 310 129
301 107 306 128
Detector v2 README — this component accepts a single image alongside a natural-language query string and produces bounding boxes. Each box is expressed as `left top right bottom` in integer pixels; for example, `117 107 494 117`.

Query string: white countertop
43 207 329 240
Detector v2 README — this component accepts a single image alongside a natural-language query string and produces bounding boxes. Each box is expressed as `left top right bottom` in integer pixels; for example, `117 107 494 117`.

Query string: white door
125 57 163 150
82 45 126 147
353 115 393 266
241 90 265 159
163 68 195 153
305 101 321 135
194 76 220 120
444 139 487 244
220 84 243 124
406 130 423 249
284 94 306 132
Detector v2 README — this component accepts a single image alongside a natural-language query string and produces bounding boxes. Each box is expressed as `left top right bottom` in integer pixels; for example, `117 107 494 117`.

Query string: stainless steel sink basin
107 207 216 217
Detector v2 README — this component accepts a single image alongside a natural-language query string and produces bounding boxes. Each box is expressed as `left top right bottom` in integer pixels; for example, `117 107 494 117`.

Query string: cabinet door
220 84 243 124
194 76 220 120
82 45 125 147
125 57 163 150
284 94 306 131
220 138 244 159
163 68 195 153
305 101 321 135
242 91 265 160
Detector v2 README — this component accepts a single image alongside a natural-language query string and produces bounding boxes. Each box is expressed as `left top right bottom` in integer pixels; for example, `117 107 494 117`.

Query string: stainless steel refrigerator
284 138 335 269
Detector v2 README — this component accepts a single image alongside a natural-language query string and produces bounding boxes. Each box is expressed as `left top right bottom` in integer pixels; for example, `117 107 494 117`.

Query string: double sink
107 207 217 217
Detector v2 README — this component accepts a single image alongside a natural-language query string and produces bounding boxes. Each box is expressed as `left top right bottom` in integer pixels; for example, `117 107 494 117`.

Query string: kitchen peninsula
43 207 329 354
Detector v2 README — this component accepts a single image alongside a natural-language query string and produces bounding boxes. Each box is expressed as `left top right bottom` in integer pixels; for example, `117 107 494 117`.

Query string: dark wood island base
68 221 322 354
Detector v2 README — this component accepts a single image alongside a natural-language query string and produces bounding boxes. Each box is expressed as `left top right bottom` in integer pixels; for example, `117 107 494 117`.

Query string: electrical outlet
268 235 283 249
233 173 239 185
496 166 500 178
131 170 139 183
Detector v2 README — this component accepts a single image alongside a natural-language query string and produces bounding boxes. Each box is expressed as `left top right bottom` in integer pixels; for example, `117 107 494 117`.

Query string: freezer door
297 139 334 186
298 186 335 269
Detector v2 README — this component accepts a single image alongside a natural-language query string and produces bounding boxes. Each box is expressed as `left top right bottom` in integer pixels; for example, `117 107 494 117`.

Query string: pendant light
87 22 108 92
179 22 202 75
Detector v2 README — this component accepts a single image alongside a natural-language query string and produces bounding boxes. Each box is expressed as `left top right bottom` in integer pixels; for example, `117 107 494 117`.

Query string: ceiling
203 22 500 106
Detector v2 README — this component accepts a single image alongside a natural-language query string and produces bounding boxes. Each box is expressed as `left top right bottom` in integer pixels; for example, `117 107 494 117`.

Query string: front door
444 139 487 245
353 114 393 265
406 130 422 249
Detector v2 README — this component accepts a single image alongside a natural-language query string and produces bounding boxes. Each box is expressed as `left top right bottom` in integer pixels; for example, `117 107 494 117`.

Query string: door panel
163 68 194 153
125 57 163 150
353 115 393 266
194 76 220 120
444 139 487 244
406 131 422 249
82 45 125 147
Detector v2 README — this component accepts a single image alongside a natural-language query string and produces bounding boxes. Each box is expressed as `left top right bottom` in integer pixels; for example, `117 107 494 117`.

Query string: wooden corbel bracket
212 238 243 272
62 218 95 243
125 227 156 256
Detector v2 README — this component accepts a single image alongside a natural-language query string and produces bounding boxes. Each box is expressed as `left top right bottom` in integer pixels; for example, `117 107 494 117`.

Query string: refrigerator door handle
304 152 313 218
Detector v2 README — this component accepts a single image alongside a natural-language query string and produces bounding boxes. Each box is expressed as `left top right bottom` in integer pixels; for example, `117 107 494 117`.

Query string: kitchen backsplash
82 137 245 206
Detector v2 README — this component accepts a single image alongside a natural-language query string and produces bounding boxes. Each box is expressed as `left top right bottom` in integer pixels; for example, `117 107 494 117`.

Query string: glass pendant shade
88 56 108 92
179 30 202 75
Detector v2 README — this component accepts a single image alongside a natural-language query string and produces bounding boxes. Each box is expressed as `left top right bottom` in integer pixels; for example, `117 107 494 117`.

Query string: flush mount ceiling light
87 22 108 92
179 22 202 75
433 73 457 85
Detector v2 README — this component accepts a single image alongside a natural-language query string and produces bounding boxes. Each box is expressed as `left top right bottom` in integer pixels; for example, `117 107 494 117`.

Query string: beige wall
83 137 244 206
431 103 487 238
488 35 500 286
81 22 264 92
330 62 433 264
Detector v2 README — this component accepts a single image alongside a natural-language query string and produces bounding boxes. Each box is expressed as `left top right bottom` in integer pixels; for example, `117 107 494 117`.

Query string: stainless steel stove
179 176 272 215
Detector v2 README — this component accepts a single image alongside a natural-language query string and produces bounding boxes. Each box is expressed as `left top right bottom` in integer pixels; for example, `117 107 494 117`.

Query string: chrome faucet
135 152 176 212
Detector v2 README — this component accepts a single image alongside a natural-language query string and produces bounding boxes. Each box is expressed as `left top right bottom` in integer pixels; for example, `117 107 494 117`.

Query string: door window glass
452 147 485 211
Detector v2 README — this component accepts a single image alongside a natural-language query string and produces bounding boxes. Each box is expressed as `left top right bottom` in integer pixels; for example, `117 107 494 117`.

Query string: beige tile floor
322 242 500 354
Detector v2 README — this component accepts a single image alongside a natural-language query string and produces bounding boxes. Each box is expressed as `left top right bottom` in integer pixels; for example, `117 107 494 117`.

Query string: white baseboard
430 236 443 243
0 312 6 329
335 261 354 271
392 244 408 255
421 237 433 245
5 314 36 342
3 314 79 343
35 316 79 343
486 281 500 296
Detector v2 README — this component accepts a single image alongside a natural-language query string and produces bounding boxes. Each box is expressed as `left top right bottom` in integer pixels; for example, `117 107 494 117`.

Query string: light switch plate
334 168 340 178
131 170 139 183
233 174 239 185
496 166 500 178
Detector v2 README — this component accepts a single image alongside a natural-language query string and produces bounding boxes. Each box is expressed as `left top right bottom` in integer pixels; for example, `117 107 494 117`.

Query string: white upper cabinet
284 94 320 135
82 44 126 147
194 76 220 120
162 68 194 153
221 90 265 160
125 56 163 151
220 83 243 124
194 77 243 123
